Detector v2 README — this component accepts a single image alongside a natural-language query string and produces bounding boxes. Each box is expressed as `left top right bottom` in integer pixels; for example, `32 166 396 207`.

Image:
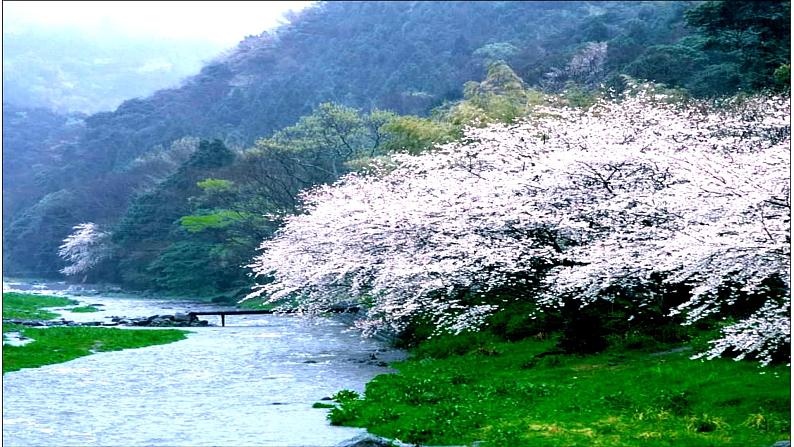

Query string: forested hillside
4 0 790 295
3 105 85 222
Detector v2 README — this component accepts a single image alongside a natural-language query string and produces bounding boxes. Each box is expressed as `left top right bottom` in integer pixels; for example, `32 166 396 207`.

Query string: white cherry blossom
248 84 790 364
58 223 112 276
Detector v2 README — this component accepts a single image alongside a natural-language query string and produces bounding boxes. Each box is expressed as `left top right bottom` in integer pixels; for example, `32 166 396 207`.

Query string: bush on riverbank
327 334 791 446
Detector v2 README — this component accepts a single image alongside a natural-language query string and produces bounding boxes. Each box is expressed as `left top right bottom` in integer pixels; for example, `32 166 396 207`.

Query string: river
2 280 404 446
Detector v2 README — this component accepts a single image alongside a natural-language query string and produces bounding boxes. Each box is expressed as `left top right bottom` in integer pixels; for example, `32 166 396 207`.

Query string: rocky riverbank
3 312 210 328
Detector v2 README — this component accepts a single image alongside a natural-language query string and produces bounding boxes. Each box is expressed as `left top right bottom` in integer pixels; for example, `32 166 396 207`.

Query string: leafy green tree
379 116 455 155
444 62 546 125
626 44 705 87
686 63 743 97
112 139 235 288
773 63 791 90
139 106 396 296
685 0 791 91
146 241 239 295
260 103 390 178
473 42 519 65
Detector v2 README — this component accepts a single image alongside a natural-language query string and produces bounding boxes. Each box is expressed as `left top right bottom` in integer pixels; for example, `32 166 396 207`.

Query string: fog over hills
3 25 227 114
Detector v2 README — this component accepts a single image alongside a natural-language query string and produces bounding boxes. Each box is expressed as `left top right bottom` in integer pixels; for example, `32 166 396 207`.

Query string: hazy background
2 1 314 113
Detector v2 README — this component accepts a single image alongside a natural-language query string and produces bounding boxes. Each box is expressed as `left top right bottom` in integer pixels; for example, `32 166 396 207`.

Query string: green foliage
625 44 706 87
332 389 361 402
3 326 187 374
3 189 86 278
684 0 791 92
379 116 455 154
146 241 242 295
398 272 705 357
259 102 393 176
2 292 77 320
331 337 790 446
774 63 791 89
328 390 366 427
444 62 546 125
413 331 501 360
196 178 234 192
179 210 244 233
329 399 365 427
561 82 600 109
183 139 236 170
470 61 527 96
2 104 84 231
236 296 299 311
686 63 743 97
112 139 237 289
236 297 275 310
473 42 519 65
129 103 405 295
486 301 552 342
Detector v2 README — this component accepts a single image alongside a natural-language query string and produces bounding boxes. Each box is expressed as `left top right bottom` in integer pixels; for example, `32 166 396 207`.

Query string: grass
3 326 188 374
3 292 189 374
2 292 77 320
326 335 791 446
69 305 101 313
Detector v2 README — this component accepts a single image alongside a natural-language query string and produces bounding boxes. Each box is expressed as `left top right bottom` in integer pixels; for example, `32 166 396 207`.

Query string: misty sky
3 1 315 48
2 1 317 113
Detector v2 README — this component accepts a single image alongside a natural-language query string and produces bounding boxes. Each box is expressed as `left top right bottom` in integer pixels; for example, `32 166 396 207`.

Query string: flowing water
2 281 404 446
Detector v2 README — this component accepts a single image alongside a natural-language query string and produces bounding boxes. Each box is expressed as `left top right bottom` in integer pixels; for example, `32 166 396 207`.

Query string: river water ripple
3 286 403 446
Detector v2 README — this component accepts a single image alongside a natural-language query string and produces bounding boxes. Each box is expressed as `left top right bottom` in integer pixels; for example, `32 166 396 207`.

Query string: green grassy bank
2 292 78 320
325 334 790 446
3 292 188 374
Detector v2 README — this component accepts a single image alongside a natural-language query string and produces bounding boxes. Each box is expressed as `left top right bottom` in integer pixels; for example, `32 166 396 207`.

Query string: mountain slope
3 1 751 278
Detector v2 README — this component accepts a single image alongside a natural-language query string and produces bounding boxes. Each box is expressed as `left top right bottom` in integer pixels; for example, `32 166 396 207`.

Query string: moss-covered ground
325 334 790 446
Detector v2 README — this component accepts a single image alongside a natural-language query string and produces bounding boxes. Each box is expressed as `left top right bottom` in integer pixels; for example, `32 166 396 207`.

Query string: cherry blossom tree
58 222 112 276
543 41 608 89
247 83 790 364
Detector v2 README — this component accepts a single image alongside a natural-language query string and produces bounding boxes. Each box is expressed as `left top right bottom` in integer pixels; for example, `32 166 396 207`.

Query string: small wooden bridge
188 309 278 327
188 305 359 327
